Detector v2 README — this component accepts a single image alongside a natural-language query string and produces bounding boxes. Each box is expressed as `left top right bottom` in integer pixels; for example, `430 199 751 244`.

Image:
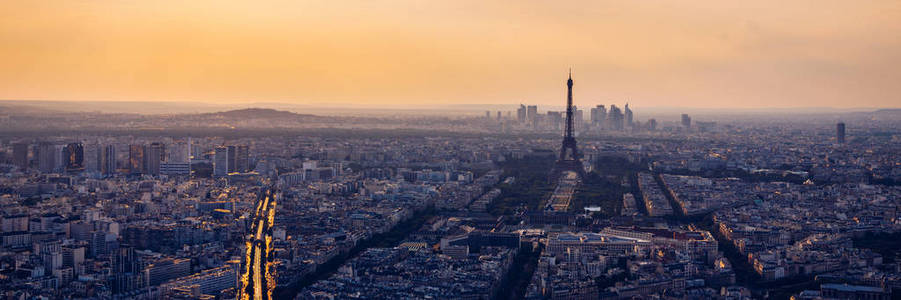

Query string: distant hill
865 108 901 120
0 103 64 115
844 108 901 117
0 100 234 114
872 108 901 114
203 108 316 119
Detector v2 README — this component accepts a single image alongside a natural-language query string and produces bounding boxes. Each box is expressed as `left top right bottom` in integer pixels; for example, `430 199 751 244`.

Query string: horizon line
0 99 897 112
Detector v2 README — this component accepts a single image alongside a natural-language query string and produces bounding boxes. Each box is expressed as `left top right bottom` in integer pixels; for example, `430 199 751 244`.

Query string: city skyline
2 2 900 299
2 1 901 109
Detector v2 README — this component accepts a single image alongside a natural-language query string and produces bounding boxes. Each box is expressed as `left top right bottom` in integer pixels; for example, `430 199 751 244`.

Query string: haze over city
1 2 900 300
2 0 900 109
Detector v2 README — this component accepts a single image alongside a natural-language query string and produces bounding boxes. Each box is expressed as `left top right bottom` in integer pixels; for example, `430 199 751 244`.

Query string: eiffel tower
551 70 585 181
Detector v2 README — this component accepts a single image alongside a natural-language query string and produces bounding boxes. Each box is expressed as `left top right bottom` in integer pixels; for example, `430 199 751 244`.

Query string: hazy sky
1 1 900 109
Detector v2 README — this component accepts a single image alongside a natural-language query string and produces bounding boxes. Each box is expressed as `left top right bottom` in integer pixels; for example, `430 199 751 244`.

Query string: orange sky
1 1 899 108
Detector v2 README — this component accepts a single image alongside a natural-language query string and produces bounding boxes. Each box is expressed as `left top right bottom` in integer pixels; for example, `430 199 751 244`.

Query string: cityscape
2 1 901 300
1 73 899 299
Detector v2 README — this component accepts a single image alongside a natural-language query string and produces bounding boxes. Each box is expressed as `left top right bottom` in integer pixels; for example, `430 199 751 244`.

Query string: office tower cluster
514 101 646 134
128 142 190 176
3 140 196 177
213 145 250 177
506 101 709 134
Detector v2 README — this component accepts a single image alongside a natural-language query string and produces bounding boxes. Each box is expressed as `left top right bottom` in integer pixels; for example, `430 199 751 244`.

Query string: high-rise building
517 105 527 123
590 105 606 127
226 145 238 173
114 246 137 273
681 114 692 129
37 142 60 173
89 231 107 258
589 107 597 125
145 143 164 175
62 245 85 269
102 145 117 176
168 142 190 164
496 111 501 121
624 103 633 128
607 105 624 130
547 111 563 131
236 145 250 172
186 137 193 161
648 119 658 131
84 144 100 173
111 246 140 294
190 141 203 162
63 143 84 173
214 146 229 177
158 143 166 162
161 142 191 176
836 122 846 144
574 106 584 131
128 145 145 174
527 105 538 124
12 143 28 170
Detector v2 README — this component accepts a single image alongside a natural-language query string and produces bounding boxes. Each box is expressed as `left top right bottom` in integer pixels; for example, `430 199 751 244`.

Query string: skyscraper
226 145 238 173
527 105 538 124
593 105 606 128
624 103 633 128
214 146 229 177
37 142 59 173
836 122 846 144
547 111 563 131
102 145 117 176
129 145 145 174
607 105 624 130
63 143 84 173
111 246 140 294
145 142 164 175
84 143 101 173
168 142 190 164
589 107 597 125
236 145 250 172
574 106 584 131
681 114 692 129
517 104 527 123
12 143 28 170
161 142 191 176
